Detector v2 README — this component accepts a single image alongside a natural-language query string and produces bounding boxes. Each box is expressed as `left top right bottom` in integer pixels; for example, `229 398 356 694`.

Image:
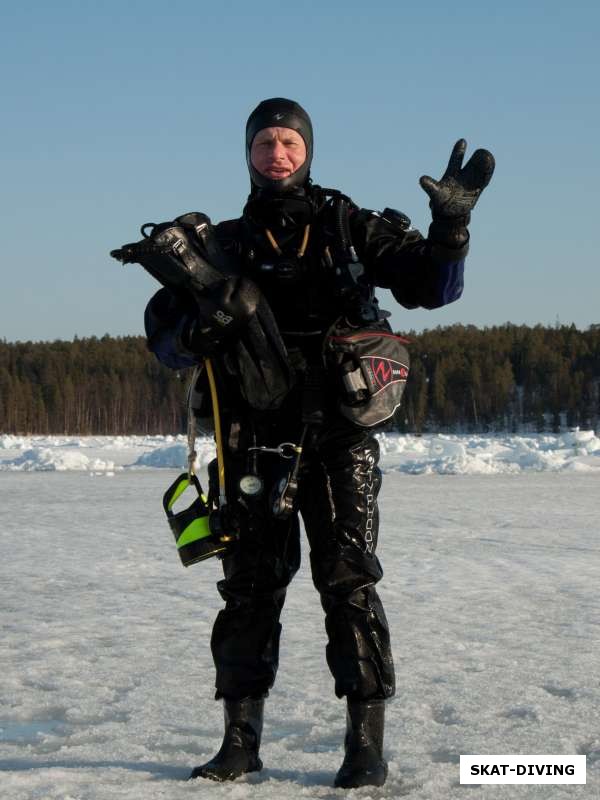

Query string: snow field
0 436 599 798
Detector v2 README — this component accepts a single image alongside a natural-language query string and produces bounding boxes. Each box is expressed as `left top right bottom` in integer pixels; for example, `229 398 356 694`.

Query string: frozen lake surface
1 435 599 798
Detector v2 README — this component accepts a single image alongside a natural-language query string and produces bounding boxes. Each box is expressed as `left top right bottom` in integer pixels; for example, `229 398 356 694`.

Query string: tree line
0 336 186 435
1 324 599 435
400 323 600 433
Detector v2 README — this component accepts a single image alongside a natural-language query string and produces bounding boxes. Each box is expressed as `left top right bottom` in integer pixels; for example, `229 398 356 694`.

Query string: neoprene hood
246 98 313 193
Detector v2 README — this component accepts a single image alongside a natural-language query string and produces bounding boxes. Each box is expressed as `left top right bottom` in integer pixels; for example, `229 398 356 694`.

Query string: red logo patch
371 358 393 387
368 358 409 389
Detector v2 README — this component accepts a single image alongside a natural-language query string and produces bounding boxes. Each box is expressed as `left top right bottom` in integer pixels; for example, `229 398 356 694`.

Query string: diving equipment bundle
111 217 307 566
110 212 295 411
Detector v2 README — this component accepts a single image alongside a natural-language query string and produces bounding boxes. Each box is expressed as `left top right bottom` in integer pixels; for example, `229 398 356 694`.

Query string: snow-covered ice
1 433 599 798
1 430 600 475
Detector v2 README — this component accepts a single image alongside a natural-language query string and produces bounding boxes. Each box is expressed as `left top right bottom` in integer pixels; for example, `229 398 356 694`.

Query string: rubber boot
334 699 388 788
188 696 264 782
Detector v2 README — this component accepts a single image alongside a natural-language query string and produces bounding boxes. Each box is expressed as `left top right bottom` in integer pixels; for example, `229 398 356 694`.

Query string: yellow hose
204 359 226 507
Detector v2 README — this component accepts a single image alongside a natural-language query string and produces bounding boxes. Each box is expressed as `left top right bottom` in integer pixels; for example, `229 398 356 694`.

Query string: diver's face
250 126 307 181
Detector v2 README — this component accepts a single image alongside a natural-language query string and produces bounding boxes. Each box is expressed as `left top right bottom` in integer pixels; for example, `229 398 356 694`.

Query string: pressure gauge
239 474 264 497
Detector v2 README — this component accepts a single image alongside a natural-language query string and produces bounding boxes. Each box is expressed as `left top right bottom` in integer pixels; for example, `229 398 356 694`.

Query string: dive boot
334 699 388 788
189 696 264 782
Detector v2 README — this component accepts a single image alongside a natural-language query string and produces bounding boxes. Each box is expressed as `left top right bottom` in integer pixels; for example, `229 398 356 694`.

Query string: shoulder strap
315 191 384 325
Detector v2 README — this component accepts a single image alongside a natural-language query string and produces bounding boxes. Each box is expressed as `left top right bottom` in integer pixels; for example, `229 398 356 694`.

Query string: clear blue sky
2 0 598 341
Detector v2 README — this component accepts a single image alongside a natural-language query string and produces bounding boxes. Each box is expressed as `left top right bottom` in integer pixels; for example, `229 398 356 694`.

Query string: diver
142 97 495 788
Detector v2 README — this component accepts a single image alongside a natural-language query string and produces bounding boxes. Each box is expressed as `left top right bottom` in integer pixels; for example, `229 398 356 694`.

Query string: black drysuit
144 186 467 702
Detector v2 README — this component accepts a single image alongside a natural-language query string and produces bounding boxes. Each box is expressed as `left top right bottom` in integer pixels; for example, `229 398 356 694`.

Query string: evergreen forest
1 324 599 436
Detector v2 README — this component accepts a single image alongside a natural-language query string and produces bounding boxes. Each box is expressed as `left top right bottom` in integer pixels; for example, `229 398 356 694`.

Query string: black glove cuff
428 213 471 250
427 226 470 266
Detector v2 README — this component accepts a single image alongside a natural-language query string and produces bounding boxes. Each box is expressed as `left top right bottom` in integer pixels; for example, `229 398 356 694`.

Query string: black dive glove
420 139 495 249
183 276 260 355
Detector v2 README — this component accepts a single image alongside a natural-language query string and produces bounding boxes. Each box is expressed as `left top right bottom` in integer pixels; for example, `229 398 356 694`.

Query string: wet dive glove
183 276 260 355
420 139 495 249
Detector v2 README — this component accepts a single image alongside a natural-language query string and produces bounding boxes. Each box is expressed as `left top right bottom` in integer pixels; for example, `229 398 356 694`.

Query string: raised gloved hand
419 139 495 249
420 139 495 217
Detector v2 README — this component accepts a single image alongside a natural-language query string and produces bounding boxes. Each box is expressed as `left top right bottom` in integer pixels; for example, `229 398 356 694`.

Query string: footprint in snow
432 704 462 726
541 684 577 701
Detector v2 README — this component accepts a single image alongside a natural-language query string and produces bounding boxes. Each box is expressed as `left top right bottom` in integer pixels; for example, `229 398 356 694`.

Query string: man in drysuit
144 98 494 788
